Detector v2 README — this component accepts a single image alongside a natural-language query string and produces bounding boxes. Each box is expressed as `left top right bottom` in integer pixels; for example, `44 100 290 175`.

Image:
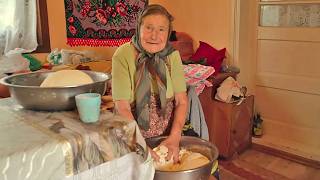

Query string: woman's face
140 14 169 53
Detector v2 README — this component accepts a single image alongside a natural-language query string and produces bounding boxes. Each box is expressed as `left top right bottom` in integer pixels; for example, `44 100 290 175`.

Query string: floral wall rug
64 0 148 47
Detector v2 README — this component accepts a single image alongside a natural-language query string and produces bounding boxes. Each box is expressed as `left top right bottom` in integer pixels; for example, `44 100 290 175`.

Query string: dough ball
40 70 93 87
153 145 173 165
153 145 210 171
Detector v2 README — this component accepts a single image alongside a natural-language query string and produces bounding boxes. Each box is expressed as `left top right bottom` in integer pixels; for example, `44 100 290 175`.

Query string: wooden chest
206 96 254 159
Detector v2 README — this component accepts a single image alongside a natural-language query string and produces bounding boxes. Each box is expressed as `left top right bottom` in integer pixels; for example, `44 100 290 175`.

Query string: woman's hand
159 92 187 163
160 134 181 163
148 146 160 162
114 100 135 121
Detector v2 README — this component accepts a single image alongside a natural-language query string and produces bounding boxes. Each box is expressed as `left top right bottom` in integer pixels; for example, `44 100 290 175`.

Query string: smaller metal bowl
146 136 219 180
0 70 111 111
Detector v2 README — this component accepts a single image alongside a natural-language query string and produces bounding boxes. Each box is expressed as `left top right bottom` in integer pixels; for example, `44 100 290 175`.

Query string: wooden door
253 0 320 162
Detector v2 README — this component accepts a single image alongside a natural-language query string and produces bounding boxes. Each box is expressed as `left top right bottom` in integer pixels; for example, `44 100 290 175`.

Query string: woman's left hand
160 134 181 163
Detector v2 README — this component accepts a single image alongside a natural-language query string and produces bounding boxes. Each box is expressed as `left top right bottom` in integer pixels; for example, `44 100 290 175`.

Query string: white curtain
0 0 38 56
0 0 37 75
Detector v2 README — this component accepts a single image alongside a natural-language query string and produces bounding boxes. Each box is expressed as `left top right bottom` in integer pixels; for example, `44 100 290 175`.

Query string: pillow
190 41 226 74
170 32 194 61
183 64 215 95
171 41 194 61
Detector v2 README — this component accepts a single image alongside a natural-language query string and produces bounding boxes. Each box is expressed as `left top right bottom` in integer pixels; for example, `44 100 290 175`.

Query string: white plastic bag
215 76 242 103
0 53 30 74
48 49 97 65
47 48 63 65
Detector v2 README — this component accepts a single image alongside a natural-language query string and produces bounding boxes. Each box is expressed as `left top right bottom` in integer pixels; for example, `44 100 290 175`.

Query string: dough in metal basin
40 70 93 87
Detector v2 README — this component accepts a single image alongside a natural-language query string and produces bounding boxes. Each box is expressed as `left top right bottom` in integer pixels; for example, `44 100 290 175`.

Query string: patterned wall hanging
64 0 148 47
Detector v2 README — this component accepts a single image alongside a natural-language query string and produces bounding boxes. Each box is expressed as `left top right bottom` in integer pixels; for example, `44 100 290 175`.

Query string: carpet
64 0 148 47
219 159 291 180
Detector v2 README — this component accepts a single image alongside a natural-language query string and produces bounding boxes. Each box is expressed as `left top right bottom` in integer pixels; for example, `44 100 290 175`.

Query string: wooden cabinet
206 96 254 159
198 73 254 159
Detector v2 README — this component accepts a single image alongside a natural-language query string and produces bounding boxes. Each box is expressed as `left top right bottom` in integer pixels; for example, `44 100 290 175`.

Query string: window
259 1 320 27
0 0 51 54
0 0 14 31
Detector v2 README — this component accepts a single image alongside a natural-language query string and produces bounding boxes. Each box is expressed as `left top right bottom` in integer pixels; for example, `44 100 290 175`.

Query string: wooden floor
214 148 320 180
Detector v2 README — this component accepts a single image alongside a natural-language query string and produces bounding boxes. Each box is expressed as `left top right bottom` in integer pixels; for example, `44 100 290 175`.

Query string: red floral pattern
64 0 148 47
139 95 174 138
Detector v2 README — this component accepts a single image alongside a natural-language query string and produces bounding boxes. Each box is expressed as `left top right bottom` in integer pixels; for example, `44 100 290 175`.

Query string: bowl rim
0 70 111 89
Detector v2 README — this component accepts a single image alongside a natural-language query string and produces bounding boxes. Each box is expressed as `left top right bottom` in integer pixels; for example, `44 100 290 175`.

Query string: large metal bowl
0 70 111 111
146 136 219 180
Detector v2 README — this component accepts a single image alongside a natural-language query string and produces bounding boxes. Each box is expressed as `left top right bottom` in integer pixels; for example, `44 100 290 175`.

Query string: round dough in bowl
40 70 93 87
153 145 210 171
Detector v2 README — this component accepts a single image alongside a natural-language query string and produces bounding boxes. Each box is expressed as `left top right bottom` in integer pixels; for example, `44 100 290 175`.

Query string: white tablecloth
0 98 154 180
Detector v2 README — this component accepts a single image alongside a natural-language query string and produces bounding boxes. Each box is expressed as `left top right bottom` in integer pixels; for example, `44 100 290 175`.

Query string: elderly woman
111 4 188 163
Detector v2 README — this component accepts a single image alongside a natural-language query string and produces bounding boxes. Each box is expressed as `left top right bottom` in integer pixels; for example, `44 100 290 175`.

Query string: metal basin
146 136 219 180
0 70 111 111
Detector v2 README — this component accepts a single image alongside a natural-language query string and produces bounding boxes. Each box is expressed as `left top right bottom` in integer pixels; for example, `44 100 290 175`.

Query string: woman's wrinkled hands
160 135 181 163
148 146 160 162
